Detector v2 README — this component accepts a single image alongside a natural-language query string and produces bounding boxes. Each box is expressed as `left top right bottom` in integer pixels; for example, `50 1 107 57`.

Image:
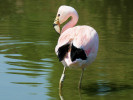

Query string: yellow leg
59 67 66 91
78 68 84 89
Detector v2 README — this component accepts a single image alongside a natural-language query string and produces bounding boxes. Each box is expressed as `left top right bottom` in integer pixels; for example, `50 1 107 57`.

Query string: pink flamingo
53 5 99 89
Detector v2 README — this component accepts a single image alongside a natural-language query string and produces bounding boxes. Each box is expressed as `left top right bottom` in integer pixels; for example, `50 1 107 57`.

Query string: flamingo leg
59 67 66 90
78 68 84 89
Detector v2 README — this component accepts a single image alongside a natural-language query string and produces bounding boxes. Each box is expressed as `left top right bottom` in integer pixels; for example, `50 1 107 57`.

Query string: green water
0 0 133 100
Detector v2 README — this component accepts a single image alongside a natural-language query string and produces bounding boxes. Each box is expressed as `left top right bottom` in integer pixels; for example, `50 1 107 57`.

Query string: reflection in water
59 79 133 100
0 0 133 100
82 81 133 96
59 85 82 100
59 91 64 100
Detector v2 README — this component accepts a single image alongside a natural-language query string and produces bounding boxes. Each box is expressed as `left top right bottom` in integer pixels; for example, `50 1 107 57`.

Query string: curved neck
61 13 78 33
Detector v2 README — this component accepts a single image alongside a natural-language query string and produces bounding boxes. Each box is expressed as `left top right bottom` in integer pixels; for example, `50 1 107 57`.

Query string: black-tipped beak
53 16 60 34
53 23 57 27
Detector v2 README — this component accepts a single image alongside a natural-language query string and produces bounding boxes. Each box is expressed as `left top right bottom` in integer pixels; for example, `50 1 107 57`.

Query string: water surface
0 0 133 100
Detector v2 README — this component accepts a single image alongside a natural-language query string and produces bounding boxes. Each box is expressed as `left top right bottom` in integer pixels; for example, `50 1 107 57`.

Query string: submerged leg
78 68 84 89
59 67 66 90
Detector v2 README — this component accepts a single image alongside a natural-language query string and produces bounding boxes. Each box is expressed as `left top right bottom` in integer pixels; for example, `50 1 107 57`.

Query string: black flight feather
57 43 70 61
70 44 87 62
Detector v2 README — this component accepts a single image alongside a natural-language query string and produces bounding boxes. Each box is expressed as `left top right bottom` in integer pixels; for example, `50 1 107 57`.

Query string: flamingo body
55 25 99 68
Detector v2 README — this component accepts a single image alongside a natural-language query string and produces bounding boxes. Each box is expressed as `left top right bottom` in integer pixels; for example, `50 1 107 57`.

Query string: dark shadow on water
58 82 133 100
82 82 133 96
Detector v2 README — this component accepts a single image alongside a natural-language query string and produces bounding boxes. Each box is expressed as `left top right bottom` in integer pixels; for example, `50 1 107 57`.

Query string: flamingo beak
53 16 60 34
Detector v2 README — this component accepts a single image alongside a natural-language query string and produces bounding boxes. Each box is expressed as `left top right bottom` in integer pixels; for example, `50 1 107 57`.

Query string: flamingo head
53 5 78 34
53 14 61 33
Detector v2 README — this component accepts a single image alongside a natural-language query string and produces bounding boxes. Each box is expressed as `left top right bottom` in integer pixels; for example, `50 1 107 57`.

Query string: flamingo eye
58 14 60 17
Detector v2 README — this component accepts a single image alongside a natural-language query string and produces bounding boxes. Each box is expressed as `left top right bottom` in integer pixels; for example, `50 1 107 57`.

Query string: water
0 0 133 100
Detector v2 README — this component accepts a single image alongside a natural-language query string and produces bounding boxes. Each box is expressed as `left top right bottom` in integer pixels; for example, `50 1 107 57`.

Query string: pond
0 0 133 100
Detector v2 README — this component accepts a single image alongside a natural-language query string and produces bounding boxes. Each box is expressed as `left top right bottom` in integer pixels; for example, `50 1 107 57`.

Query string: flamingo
53 5 99 89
